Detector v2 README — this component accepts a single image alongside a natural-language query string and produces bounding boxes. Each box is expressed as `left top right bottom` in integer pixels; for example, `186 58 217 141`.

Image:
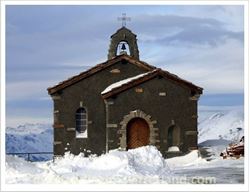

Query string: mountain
6 123 53 161
198 106 244 144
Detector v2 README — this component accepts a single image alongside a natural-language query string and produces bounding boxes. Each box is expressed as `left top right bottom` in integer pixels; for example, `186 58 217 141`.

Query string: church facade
48 26 203 158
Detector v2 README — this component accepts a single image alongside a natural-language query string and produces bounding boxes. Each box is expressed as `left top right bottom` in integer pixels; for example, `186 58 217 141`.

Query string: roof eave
102 71 159 99
47 54 155 95
102 69 203 99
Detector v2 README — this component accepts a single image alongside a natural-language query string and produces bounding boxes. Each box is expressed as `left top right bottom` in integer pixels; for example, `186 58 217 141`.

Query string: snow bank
166 150 207 168
6 146 173 184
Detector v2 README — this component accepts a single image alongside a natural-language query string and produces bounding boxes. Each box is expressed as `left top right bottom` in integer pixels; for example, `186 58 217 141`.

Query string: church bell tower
108 14 140 60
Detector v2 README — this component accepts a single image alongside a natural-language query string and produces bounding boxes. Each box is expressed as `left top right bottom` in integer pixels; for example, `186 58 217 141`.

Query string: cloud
131 14 243 47
161 5 244 32
157 27 243 46
6 81 54 101
155 38 244 94
5 5 244 125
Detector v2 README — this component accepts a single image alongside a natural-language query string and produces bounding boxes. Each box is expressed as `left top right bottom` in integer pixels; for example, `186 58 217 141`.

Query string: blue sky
5 5 244 126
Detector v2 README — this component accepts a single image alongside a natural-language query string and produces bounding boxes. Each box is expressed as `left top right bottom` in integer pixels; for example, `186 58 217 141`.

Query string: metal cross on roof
118 13 131 27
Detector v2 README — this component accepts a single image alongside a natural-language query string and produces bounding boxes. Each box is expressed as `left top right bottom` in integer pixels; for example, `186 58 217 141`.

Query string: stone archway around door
118 109 159 150
126 117 150 149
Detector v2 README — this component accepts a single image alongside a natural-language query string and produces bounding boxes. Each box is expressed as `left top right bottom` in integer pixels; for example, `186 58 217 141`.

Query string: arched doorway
126 118 150 149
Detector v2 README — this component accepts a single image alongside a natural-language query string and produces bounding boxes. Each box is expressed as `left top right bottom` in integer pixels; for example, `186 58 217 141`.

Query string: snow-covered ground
5 105 244 184
5 146 244 184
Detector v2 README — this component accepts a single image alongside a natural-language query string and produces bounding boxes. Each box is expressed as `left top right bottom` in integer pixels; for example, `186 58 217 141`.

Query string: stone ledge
67 128 75 131
107 101 114 105
151 120 157 124
185 131 198 135
107 123 118 128
52 96 61 100
53 123 64 128
54 141 62 145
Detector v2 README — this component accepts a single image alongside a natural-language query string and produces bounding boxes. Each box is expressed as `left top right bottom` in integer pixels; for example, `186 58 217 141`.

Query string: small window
76 107 87 138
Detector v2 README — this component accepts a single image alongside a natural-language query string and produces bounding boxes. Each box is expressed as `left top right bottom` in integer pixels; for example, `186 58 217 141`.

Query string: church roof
101 70 157 95
47 54 156 95
101 68 203 99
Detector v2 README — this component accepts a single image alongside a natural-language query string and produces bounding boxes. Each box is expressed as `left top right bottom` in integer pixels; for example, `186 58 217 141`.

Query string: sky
5 5 244 126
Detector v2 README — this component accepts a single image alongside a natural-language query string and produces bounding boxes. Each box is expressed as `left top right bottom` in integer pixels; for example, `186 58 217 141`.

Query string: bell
121 43 126 51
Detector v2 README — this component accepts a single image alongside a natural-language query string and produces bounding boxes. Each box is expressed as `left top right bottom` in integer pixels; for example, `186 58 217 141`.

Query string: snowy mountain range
198 106 244 144
5 106 244 157
6 123 53 161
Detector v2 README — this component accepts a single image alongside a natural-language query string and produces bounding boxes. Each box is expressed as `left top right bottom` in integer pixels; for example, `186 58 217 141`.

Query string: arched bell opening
108 27 140 60
116 41 131 56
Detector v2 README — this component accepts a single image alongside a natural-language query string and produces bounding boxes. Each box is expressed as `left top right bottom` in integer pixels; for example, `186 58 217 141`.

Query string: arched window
167 125 180 151
76 107 87 133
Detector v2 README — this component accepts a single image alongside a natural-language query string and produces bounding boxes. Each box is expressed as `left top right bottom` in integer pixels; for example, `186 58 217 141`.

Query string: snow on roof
101 70 156 95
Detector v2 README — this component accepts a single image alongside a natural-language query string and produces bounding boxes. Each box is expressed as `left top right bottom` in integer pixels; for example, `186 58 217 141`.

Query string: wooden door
127 118 149 149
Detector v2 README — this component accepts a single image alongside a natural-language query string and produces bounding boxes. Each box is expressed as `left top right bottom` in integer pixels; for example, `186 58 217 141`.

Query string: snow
5 146 174 184
167 146 180 152
6 145 243 184
198 106 244 143
101 70 156 94
167 150 207 168
76 130 87 138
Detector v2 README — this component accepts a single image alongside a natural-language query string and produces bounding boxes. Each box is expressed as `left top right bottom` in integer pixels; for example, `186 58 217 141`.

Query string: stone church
48 25 203 158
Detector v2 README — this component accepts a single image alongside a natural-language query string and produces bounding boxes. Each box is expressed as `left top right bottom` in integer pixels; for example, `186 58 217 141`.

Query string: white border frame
0 1 249 191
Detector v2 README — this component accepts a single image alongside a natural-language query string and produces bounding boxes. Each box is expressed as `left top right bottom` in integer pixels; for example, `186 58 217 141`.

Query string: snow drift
6 146 176 184
167 150 207 168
